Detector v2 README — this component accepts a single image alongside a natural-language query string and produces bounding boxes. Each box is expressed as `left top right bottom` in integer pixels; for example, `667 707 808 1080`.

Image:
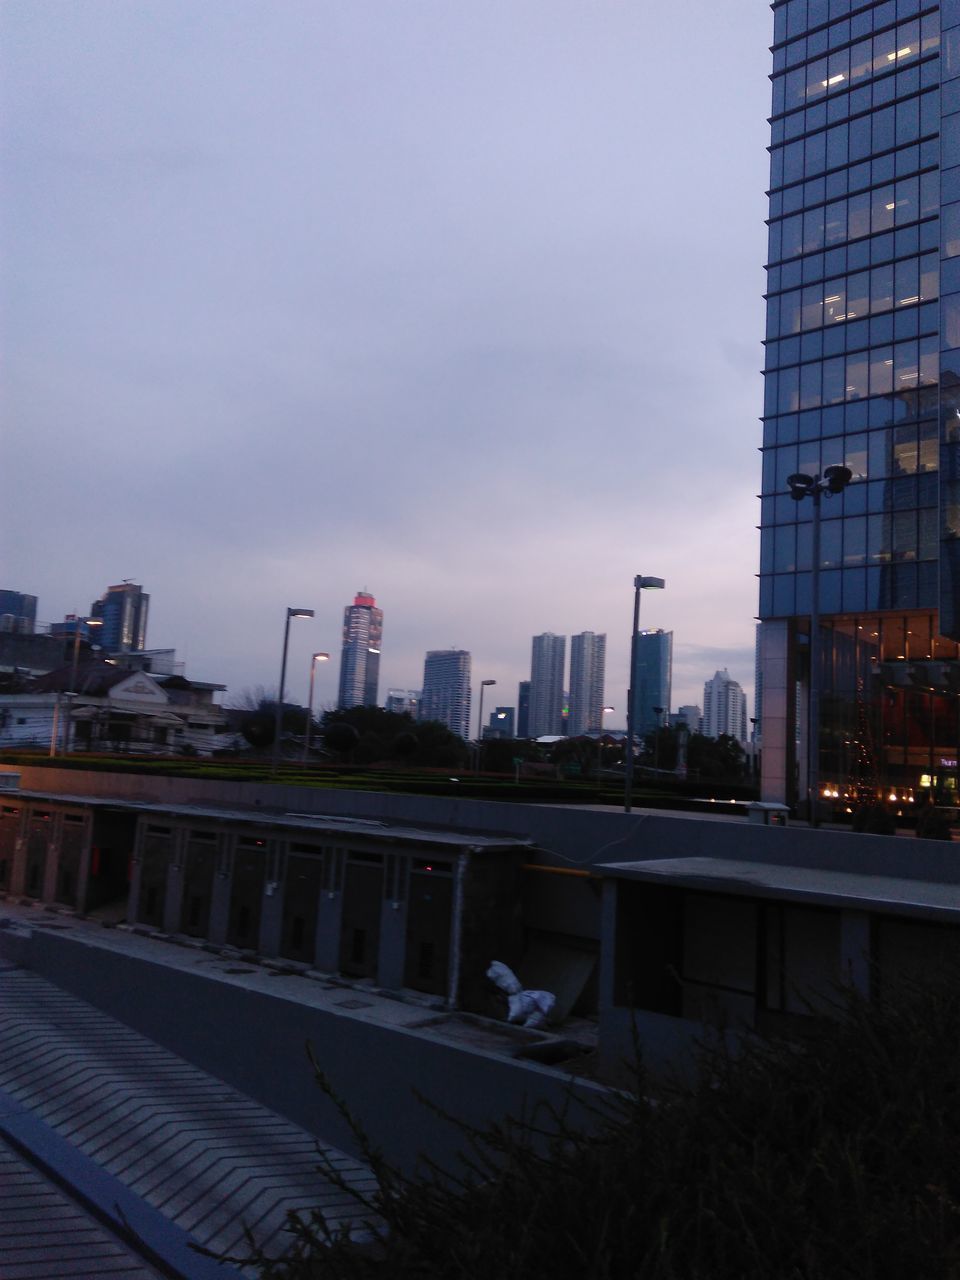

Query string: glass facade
760 0 960 810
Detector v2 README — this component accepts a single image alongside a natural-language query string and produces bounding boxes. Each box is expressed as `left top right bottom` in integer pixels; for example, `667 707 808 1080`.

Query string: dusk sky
2 2 773 726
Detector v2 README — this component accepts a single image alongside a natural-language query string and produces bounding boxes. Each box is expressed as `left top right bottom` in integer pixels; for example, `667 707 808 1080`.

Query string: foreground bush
217 976 960 1279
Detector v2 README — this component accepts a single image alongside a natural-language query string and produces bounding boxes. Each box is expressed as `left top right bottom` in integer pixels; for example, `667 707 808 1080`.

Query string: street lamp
652 706 665 774
596 705 614 780
272 607 314 772
476 679 496 772
625 575 665 813
302 651 330 761
786 466 852 825
63 616 102 755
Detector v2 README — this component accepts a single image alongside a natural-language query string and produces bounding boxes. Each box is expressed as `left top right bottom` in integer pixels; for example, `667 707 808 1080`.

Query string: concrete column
40 811 63 904
74 813 94 916
126 819 145 924
207 833 232 946
162 829 186 934
377 856 407 991
841 909 871 998
315 849 344 972
258 841 284 958
759 619 798 806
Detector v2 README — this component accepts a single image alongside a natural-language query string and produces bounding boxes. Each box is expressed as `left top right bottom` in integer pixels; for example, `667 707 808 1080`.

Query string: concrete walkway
0 961 379 1277
0 1133 164 1280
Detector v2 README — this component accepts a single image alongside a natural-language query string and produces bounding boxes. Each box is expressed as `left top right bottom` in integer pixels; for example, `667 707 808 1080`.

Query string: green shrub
217 978 960 1279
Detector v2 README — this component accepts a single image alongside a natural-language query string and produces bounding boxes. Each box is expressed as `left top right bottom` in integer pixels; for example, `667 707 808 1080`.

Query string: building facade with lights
91 584 149 654
631 630 672 740
759 0 960 814
528 633 566 738
418 649 471 739
336 591 383 710
568 632 607 736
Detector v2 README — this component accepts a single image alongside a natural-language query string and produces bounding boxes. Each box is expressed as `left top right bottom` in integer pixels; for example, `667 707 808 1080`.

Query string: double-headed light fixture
786 465 853 824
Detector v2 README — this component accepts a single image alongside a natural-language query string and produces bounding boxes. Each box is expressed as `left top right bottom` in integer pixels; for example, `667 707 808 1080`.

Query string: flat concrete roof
598 857 960 923
9 790 533 851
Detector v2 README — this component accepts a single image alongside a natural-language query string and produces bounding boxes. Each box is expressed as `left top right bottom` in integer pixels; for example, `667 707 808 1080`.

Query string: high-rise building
631 630 672 739
703 670 748 744
516 681 531 738
484 706 515 739
758 3 960 809
90 583 148 653
419 650 471 739
385 689 419 718
0 590 37 635
673 704 702 733
567 632 606 736
528 633 566 737
337 590 383 710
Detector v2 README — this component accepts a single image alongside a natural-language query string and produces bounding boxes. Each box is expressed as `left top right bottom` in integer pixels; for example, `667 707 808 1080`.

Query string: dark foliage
321 708 468 769
241 712 276 749
917 804 955 841
851 804 897 834
217 978 960 1279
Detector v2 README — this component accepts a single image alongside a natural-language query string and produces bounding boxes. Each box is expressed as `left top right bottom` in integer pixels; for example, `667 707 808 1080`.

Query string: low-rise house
0 658 227 756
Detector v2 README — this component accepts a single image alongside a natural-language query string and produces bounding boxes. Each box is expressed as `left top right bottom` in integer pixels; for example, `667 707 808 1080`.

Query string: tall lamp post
596 705 614 780
64 616 102 755
272 607 314 773
302 651 330 762
786 466 852 825
624 575 665 813
476 679 496 772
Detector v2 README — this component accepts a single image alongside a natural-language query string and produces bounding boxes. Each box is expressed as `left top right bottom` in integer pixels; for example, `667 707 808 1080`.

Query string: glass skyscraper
759 0 960 812
631 630 672 740
336 590 383 710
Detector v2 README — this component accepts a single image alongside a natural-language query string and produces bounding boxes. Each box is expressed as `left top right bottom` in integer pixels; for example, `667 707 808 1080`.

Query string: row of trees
232 692 751 783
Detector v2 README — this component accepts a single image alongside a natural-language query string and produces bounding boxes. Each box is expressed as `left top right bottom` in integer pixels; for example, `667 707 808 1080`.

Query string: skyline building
337 590 383 710
516 681 530 738
0 590 37 635
484 706 515 739
758 1 960 811
673 704 702 733
385 689 419 718
631 629 672 739
567 631 607 736
418 649 471 739
91 583 148 653
702 670 748 744
528 633 566 737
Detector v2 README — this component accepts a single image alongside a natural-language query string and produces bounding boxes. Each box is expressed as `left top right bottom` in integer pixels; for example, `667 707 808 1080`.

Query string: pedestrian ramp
0 963 379 1271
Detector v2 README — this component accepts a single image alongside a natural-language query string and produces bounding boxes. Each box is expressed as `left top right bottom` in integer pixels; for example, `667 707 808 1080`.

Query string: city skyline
2 2 771 721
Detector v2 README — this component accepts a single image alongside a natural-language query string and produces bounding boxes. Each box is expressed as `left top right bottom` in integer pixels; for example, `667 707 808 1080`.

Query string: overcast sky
1 1 773 726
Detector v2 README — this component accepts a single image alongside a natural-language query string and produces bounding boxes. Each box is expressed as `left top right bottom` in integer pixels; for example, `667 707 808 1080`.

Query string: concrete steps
0 965 379 1268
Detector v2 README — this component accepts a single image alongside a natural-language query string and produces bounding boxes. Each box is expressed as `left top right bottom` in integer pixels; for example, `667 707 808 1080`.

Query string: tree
319 708 469 769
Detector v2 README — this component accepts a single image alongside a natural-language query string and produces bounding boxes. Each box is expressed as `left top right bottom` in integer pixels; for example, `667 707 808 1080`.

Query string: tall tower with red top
337 590 383 709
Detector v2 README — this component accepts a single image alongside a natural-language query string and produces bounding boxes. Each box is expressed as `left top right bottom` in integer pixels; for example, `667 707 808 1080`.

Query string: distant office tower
419 650 471 739
516 681 531 738
0 590 37 634
702 670 748 744
529 633 566 737
385 689 419 718
484 706 515 739
674 704 702 733
568 632 606 736
90 583 149 653
337 590 383 709
631 630 672 738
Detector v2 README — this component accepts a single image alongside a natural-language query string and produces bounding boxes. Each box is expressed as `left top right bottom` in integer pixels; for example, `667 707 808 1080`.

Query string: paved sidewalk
0 961 379 1275
0 1133 163 1280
